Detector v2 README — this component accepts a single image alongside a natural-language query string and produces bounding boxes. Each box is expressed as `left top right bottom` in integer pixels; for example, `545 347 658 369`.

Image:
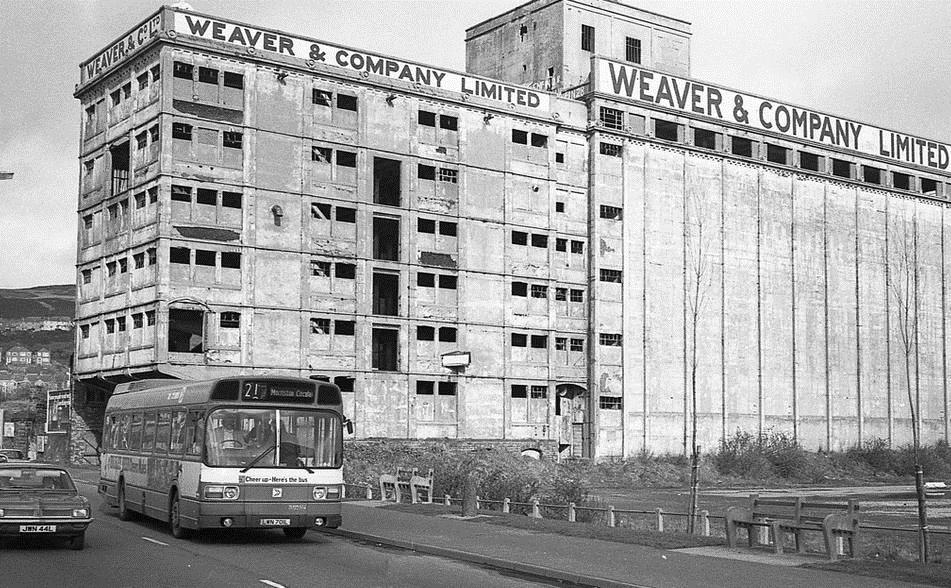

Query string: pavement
65 465 929 588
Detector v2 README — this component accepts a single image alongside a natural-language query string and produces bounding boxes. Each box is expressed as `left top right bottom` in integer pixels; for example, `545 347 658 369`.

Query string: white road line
141 536 169 546
259 581 285 588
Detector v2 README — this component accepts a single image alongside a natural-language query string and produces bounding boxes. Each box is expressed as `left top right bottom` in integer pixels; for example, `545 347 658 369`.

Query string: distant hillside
0 285 74 319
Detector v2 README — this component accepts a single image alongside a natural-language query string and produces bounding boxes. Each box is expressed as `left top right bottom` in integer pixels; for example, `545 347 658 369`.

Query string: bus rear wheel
169 493 191 539
117 481 133 521
283 527 307 539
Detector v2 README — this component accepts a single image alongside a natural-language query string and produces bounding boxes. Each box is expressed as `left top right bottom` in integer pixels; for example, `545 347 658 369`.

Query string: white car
0 449 27 463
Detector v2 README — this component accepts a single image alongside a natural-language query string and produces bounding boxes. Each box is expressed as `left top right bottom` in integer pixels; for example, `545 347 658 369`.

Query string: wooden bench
725 494 860 560
379 467 434 504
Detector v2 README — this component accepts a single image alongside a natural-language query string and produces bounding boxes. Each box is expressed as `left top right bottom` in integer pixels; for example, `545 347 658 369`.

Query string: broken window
373 217 400 260
512 281 528 296
599 333 623 346
223 131 243 150
417 326 435 341
438 327 457 343
694 128 718 150
312 146 333 162
600 396 623 410
530 234 548 248
335 263 356 279
336 320 355 336
653 120 680 142
599 142 622 157
417 218 436 233
511 231 527 245
418 110 436 127
600 269 622 283
372 272 399 316
171 185 192 202
310 260 332 277
337 94 358 111
554 287 567 301
220 312 240 329
581 24 595 52
831 158 853 179
530 284 548 298
173 62 193 79
799 151 822 172
310 318 331 334
511 333 527 347
372 328 398 371
418 164 436 181
373 157 401 206
766 144 789 165
625 37 641 63
312 89 332 106
600 205 622 220
921 177 938 195
439 115 458 131
512 129 528 145
168 308 204 353
729 137 752 158
599 107 624 130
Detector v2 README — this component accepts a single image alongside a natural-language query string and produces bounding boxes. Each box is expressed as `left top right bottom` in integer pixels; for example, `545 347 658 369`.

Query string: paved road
0 478 565 588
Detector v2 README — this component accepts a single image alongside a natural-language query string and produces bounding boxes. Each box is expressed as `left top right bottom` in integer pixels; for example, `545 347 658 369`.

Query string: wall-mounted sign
173 12 550 112
595 59 951 172
441 351 471 368
80 11 163 86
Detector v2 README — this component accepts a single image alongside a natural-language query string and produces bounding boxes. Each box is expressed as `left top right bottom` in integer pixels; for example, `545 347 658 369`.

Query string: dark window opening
625 37 641 63
312 89 332 106
921 177 938 195
511 333 527 347
556 238 567 252
555 152 565 164
512 129 528 144
438 275 457 289
512 281 527 296
220 312 240 328
195 250 216 266
172 123 192 141
530 385 547 398
570 240 584 254
336 151 357 168
417 272 435 287
373 157 401 206
222 191 242 208
417 326 435 341
554 287 567 301
799 151 821 171
418 164 436 180
439 222 457 236
530 234 548 248
373 273 400 316
196 188 217 206
171 185 192 202
417 381 434 394
530 133 548 148
439 115 458 131
417 218 436 233
336 207 356 223
600 107 624 130
418 110 436 127
336 94 358 111
197 67 218 85
223 71 243 89
372 328 398 371
335 263 356 279
373 217 400 261
863 165 883 185
221 252 241 269
223 132 242 150
654 120 680 142
892 171 912 191
168 309 204 353
555 201 565 213
439 168 458 183
438 382 457 396
512 231 527 245
600 269 622 283
170 247 190 264
511 385 528 398
600 396 623 410
335 376 355 392
599 333 623 346
831 158 852 179
335 320 355 336
312 146 332 162
530 335 547 349
173 62 193 80
731 136 753 157
109 141 130 196
438 327 457 343
693 128 717 150
600 205 623 220
581 24 595 52
599 142 622 157
766 144 789 165
310 318 331 335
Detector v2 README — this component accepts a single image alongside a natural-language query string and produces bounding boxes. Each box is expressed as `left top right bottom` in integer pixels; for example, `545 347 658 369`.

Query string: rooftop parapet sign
594 58 951 173
173 11 551 112
79 11 164 86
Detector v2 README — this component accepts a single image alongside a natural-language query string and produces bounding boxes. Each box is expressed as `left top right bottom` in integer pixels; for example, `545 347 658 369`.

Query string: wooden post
502 497 510 514
531 499 541 519
656 508 664 532
568 502 576 522
701 509 710 536
608 505 615 528
366 485 373 500
475 495 481 510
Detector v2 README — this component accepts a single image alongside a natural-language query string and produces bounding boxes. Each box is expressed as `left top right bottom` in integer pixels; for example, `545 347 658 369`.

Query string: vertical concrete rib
823 185 831 449
642 150 649 450
885 197 893 446
790 178 798 441
943 207 950 443
855 187 863 445
682 158 689 455
756 172 764 438
720 159 727 443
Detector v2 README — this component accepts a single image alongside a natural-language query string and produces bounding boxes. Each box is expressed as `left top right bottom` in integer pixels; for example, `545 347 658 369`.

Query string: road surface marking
142 536 169 546
259 581 285 588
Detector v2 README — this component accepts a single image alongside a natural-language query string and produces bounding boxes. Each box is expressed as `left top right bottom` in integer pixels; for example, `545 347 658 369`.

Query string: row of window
79 310 156 339
511 231 584 253
311 88 358 111
512 282 584 302
580 25 641 65
170 247 242 269
598 108 943 195
173 62 244 90
171 185 243 208
104 409 202 456
81 248 157 284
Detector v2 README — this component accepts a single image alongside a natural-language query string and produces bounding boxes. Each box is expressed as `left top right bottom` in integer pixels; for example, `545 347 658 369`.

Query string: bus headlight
204 485 240 500
312 487 326 500
72 508 89 518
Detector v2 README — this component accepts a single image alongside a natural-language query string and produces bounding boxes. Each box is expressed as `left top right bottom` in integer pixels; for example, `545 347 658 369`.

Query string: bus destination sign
241 382 316 403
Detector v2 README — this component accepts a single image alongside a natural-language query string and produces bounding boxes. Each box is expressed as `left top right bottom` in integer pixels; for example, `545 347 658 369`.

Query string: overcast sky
1 0 949 289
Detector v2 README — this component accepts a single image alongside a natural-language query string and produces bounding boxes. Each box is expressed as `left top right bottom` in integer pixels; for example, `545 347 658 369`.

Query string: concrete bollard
531 499 542 519
568 502 576 523
444 494 451 507
656 508 664 532
701 510 710 537
502 497 510 514
607 505 615 528
366 485 373 500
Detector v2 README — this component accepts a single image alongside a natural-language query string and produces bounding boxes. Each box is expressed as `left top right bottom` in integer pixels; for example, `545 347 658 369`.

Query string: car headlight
204 485 240 500
72 508 89 518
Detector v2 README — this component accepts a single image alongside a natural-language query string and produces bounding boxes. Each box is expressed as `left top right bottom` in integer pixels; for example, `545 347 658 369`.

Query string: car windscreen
0 449 24 459
206 408 341 469
0 469 76 491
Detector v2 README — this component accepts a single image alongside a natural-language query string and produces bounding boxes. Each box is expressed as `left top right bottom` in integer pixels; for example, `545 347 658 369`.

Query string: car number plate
260 518 290 527
20 525 56 533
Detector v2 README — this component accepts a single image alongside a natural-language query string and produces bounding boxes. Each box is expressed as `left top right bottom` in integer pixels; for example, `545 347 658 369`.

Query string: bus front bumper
198 501 341 530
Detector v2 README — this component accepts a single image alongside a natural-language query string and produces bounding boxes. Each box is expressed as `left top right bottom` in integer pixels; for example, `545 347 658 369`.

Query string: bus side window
129 413 144 450
155 411 171 454
104 415 115 450
185 411 203 456
142 412 157 453
118 414 130 450
170 411 187 456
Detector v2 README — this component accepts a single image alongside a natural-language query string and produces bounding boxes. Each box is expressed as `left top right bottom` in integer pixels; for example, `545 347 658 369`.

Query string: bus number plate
260 518 290 527
20 525 56 533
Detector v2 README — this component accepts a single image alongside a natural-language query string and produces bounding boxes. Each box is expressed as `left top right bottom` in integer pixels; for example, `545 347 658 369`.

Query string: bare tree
684 187 713 533
887 208 929 562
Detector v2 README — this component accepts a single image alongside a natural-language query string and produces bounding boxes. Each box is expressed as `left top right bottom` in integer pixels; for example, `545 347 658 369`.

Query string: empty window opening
418 218 436 233
195 250 216 266
170 247 190 264
335 320 355 336
799 151 822 172
337 94 358 111
220 312 240 329
336 207 356 223
373 217 400 261
109 141 130 195
581 24 595 52
766 144 789 165
372 273 400 316
334 376 355 392
196 188 217 206
337 151 356 168
519 24 528 40
625 37 641 63
600 107 624 130
654 120 680 142
511 385 527 398
417 326 435 341
599 333 623 346
417 381 434 395
221 252 241 269
921 177 938 195
731 136 753 157
892 171 912 191
439 115 458 131
512 281 528 296
418 164 436 181
555 201 565 213
173 62 193 80
438 275 457 289
600 396 623 410
198 67 218 85
556 238 567 252
512 129 528 144
223 131 242 150
373 157 401 206
571 240 584 254
335 263 355 279
530 133 548 148
600 205 623 220
599 142 622 157
693 128 718 150
511 333 527 347
831 158 853 179
418 110 436 126
172 122 192 141
512 231 528 245
600 269 622 283
312 89 332 106
439 222 457 236
530 284 548 298
555 152 565 164
863 165 883 185
168 309 204 353
530 335 548 349
417 272 436 287
372 328 398 371
531 234 548 248
223 71 244 89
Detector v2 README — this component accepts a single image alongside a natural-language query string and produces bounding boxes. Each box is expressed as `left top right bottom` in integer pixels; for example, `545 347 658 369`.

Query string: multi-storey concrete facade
74 1 951 459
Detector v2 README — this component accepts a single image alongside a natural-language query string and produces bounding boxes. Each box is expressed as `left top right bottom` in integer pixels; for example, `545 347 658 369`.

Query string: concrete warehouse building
72 0 951 460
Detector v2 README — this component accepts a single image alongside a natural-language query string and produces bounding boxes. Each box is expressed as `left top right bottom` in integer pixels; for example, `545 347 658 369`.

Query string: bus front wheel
169 493 191 539
117 481 133 521
283 527 307 539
